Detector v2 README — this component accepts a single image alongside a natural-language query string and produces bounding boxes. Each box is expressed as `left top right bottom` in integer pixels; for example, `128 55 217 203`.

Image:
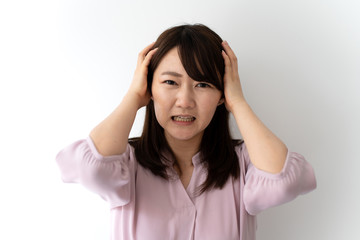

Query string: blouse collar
162 151 204 179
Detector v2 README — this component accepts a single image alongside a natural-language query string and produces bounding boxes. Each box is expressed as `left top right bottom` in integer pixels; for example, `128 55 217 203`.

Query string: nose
175 86 195 109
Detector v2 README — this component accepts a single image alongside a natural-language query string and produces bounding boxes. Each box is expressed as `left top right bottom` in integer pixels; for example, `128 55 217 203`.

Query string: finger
222 50 230 65
141 42 156 55
221 41 235 57
137 42 156 65
222 41 238 67
222 50 232 75
141 47 158 68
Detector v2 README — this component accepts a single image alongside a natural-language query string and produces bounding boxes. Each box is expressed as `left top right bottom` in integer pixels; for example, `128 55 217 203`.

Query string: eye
164 80 177 85
196 82 211 88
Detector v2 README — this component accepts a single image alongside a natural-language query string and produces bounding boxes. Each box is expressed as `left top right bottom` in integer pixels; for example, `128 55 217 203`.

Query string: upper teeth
173 116 194 122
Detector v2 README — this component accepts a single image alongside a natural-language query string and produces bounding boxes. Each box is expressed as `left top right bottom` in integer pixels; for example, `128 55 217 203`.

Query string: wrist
227 96 247 113
123 91 148 110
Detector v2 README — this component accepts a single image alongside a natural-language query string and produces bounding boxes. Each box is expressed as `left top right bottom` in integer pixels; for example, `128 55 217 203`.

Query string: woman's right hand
127 42 158 109
90 43 158 156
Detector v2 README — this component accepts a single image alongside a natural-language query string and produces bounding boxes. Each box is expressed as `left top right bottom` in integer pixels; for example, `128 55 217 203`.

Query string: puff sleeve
56 137 136 208
238 143 317 215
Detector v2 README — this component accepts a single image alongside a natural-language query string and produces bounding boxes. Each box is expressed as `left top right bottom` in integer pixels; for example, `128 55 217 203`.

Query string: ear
217 98 225 106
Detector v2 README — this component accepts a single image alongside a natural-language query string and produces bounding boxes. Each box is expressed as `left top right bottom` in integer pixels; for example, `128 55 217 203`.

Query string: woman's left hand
222 41 288 174
221 41 246 112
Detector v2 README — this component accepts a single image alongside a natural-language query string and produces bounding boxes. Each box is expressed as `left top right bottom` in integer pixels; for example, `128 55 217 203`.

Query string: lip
171 115 196 125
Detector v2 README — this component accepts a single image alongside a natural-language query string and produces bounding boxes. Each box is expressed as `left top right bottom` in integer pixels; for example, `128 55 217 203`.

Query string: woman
56 24 316 240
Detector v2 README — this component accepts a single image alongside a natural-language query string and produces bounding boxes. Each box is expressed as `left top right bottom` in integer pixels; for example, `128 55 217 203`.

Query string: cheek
204 105 219 122
152 87 174 110
202 93 221 109
153 100 163 117
152 97 170 125
152 86 168 103
200 95 221 120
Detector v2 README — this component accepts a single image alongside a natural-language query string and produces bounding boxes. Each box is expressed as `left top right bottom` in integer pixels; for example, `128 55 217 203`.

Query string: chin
165 130 204 143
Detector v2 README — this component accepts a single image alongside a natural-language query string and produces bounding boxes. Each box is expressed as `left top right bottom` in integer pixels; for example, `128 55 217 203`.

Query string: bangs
177 26 225 91
148 24 225 94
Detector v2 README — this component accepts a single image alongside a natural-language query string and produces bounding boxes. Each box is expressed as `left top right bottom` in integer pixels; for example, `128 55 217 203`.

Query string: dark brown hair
129 24 241 193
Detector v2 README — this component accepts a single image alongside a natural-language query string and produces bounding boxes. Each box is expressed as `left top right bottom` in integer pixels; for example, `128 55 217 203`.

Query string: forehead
153 47 187 76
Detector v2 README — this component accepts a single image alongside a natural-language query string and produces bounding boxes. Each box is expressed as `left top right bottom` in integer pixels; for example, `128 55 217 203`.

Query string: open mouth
171 116 196 122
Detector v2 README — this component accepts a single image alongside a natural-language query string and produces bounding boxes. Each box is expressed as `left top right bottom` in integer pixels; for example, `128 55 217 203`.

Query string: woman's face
151 47 223 145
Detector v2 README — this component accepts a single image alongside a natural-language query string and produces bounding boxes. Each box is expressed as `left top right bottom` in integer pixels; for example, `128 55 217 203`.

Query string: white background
1 0 359 239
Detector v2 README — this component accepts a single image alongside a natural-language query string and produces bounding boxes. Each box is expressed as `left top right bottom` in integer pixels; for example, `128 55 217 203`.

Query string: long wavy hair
129 24 241 194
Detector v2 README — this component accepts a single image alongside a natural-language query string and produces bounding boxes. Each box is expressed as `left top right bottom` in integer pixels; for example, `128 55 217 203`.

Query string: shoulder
232 139 244 146
232 139 252 167
232 139 244 154
232 139 245 154
128 137 140 148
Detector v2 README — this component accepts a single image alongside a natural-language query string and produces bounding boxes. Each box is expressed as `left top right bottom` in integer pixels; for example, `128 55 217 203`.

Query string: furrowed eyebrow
161 71 183 77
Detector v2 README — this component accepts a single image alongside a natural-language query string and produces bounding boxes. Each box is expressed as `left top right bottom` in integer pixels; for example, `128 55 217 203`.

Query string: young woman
56 24 316 240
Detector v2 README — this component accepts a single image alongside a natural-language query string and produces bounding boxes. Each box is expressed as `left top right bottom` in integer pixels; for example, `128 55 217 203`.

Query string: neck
165 134 202 170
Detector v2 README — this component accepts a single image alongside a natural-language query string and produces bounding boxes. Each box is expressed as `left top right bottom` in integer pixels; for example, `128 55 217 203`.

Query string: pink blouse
56 137 316 240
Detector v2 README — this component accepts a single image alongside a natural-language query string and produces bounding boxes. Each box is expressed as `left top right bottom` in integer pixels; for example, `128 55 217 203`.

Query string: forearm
90 93 141 156
232 100 288 173
221 41 288 173
89 43 157 156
